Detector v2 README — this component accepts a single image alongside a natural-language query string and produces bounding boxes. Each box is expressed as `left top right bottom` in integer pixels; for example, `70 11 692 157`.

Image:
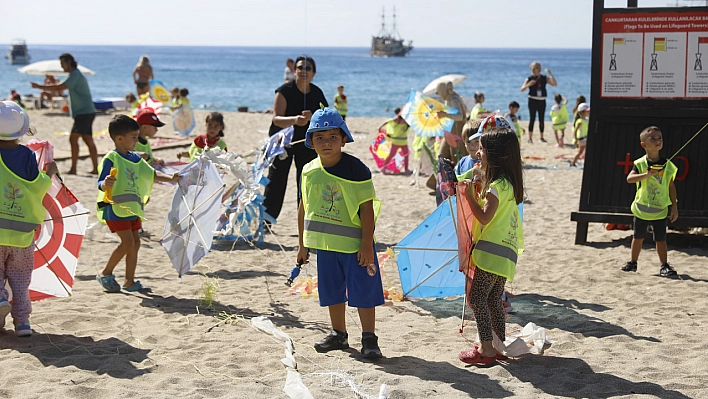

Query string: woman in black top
263 55 328 222
520 61 557 144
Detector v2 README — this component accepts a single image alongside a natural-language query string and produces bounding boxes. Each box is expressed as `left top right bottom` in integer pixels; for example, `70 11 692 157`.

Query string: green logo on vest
321 183 342 215
3 182 24 215
125 166 138 189
506 210 519 244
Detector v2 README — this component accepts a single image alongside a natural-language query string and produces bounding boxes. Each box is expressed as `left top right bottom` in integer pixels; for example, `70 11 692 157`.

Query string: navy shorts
71 113 95 135
316 247 385 309
633 216 667 242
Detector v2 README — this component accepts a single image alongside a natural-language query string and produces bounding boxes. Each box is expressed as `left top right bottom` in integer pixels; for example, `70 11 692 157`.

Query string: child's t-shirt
97 150 143 221
0 145 39 181
454 155 480 179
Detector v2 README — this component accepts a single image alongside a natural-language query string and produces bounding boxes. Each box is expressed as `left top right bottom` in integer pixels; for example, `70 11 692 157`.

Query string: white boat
6 40 30 65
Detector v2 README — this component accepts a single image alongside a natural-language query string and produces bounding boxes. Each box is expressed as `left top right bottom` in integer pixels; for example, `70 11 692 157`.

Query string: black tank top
527 74 547 98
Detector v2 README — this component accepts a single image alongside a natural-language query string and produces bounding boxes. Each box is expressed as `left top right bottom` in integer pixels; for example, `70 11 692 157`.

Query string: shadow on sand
0 332 151 379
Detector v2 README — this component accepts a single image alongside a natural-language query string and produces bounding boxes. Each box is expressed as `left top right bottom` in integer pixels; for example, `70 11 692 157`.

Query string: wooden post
627 0 638 7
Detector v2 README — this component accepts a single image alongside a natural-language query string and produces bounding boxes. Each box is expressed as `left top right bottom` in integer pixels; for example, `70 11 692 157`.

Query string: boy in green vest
297 108 384 359
96 115 179 293
621 126 678 277
135 107 165 167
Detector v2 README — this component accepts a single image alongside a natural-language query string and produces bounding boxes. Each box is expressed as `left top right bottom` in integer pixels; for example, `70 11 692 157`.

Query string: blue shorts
316 247 385 308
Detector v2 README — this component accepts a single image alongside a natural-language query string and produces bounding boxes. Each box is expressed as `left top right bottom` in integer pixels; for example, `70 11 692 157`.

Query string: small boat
371 7 413 57
6 40 30 65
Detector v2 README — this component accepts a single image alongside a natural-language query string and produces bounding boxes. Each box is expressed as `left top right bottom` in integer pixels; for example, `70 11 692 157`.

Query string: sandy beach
1 108 707 399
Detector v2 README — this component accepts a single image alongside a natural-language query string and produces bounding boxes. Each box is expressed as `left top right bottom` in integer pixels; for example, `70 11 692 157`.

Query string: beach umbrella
160 158 225 277
422 74 467 96
23 140 88 301
401 89 458 137
17 60 96 76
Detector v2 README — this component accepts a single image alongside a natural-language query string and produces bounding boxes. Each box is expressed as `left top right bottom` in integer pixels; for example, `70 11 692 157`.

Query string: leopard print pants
469 268 506 342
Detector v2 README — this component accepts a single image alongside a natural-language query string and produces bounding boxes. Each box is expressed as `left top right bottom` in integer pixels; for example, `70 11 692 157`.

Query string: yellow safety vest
134 137 153 163
550 104 569 130
631 156 677 221
96 151 154 223
383 119 410 146
574 118 588 141
301 157 381 253
471 178 524 281
469 104 486 120
188 139 227 161
0 155 52 248
334 93 348 116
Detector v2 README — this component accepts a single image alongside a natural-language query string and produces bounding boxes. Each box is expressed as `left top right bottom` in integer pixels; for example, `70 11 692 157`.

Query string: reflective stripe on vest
0 218 40 233
475 240 518 264
384 119 409 146
112 193 145 210
304 219 362 239
635 203 665 215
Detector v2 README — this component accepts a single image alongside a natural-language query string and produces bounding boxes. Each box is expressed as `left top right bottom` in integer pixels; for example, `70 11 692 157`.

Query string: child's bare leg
328 303 347 332
570 145 585 166
559 129 565 146
357 307 376 333
123 230 141 287
655 240 668 265
554 130 560 146
631 237 644 262
101 229 137 276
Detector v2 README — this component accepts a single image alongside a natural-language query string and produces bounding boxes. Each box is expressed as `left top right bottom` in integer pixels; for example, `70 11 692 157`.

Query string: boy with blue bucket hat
297 108 385 359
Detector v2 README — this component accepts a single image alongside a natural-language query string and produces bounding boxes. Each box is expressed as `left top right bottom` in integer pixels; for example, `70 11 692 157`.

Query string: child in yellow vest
135 107 166 167
458 125 524 366
504 101 525 143
96 115 179 293
377 107 411 174
0 101 58 336
570 103 590 167
550 94 568 148
179 112 228 161
334 84 348 121
297 108 384 359
469 92 492 120
621 126 678 277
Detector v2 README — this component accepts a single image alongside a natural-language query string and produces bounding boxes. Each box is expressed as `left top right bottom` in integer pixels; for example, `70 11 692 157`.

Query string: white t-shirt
284 67 295 82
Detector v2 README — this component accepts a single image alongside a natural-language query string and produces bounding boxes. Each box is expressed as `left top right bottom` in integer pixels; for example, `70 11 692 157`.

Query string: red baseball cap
136 108 165 127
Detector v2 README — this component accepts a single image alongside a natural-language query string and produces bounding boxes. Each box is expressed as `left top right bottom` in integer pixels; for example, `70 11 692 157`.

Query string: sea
2 45 591 118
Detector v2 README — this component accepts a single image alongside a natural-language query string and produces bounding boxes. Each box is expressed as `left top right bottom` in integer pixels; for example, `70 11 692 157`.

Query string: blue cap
305 108 353 149
471 115 511 141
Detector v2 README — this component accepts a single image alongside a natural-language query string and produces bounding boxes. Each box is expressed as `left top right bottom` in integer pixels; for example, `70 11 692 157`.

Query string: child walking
550 94 569 147
96 115 179 293
297 108 384 359
180 112 228 161
621 126 678 277
458 126 524 365
0 101 58 336
570 103 590 167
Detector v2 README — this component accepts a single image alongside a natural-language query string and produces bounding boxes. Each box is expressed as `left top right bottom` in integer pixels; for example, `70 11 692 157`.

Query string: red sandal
459 348 496 365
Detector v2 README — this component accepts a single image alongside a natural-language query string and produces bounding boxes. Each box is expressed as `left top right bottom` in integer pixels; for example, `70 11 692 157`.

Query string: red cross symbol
617 153 633 174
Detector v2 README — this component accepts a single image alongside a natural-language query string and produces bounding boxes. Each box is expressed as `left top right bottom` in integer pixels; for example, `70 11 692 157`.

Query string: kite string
667 121 708 162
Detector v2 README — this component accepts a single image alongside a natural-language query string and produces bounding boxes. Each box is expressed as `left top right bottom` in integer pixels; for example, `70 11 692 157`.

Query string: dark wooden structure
571 0 708 244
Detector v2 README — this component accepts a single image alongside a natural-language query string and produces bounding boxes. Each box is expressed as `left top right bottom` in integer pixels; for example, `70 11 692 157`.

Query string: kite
22 140 88 301
370 131 407 174
149 80 171 104
160 158 225 277
173 104 196 137
401 89 458 137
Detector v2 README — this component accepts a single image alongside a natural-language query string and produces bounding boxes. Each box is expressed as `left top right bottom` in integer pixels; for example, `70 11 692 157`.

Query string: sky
1 0 692 49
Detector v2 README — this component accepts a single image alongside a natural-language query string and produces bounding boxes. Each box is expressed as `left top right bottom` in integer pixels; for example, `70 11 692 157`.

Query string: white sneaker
0 299 10 329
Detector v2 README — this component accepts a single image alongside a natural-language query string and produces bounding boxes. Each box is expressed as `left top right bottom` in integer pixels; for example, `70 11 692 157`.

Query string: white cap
577 103 590 112
0 101 30 140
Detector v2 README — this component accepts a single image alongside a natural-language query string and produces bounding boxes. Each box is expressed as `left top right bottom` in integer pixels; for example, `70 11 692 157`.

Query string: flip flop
459 348 496 365
123 280 152 292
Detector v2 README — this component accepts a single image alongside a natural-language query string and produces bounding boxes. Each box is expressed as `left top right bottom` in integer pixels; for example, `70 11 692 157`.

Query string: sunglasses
296 65 313 71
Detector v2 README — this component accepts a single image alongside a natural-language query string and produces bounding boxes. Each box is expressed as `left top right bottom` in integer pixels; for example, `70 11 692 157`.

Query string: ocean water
2 45 590 118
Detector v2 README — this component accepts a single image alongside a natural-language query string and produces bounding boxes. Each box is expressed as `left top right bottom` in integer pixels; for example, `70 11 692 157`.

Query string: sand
1 108 706 399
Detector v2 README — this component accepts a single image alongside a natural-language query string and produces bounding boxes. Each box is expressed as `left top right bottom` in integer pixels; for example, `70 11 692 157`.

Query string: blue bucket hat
470 114 511 141
305 108 353 149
